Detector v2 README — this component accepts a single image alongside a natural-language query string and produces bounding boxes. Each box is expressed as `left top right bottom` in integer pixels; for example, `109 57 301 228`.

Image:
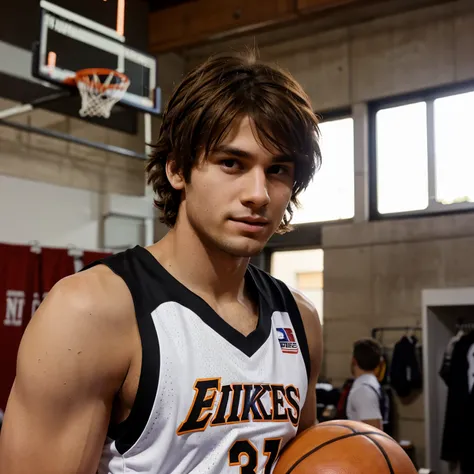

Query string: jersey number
228 438 282 473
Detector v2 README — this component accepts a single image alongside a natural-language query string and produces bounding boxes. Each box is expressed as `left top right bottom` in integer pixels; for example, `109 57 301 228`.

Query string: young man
346 338 384 430
0 52 323 474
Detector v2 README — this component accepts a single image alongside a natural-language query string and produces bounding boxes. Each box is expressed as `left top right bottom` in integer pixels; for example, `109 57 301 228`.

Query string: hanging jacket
389 335 422 398
439 331 464 385
441 330 474 472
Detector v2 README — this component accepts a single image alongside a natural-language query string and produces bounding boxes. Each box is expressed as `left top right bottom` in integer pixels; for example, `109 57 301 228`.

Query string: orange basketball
274 420 417 474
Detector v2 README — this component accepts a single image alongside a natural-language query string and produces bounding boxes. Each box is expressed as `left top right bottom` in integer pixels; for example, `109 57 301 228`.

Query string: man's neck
354 367 376 379
149 222 250 303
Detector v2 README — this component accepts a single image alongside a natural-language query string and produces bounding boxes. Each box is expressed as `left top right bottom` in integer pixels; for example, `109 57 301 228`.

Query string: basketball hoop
74 68 130 119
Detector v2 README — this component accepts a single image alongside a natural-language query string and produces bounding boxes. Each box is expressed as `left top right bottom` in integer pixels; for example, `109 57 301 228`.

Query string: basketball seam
321 423 357 433
317 424 394 442
358 431 393 442
284 431 394 474
364 434 395 474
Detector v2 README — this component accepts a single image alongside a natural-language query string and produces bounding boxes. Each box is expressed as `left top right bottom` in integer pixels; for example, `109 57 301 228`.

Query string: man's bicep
0 276 129 474
1 377 111 474
298 385 316 433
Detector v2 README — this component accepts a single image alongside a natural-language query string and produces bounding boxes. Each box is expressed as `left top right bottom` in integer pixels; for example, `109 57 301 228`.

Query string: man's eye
268 165 289 175
222 159 236 167
220 159 241 170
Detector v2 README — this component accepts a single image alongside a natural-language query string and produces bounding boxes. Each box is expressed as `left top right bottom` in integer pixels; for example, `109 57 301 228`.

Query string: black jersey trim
271 278 311 382
135 246 273 358
81 250 160 455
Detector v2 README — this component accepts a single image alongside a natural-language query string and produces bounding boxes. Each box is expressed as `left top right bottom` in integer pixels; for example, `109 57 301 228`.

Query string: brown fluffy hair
146 51 322 233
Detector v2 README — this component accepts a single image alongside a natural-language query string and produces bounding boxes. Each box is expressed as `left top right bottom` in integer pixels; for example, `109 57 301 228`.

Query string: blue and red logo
276 327 299 354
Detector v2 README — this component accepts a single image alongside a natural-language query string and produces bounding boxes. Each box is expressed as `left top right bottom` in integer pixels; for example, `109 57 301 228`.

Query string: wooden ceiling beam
148 0 367 53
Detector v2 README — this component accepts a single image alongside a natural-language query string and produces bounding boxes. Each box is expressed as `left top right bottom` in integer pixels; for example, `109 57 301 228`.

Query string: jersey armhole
272 279 311 382
82 252 161 455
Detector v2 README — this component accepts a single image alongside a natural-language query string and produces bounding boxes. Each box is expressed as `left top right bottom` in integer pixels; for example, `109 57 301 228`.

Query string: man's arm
350 386 383 430
0 267 136 474
291 289 323 433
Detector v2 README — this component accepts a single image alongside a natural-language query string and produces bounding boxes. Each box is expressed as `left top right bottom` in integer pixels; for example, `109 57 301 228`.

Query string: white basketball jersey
86 246 310 474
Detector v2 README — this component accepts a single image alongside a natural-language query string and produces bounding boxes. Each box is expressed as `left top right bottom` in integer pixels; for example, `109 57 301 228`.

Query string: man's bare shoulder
42 264 134 327
0 265 136 474
19 264 136 382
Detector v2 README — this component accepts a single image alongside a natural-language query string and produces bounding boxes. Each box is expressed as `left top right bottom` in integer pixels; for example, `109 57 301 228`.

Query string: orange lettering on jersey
270 385 288 422
177 380 301 436
284 385 301 427
176 378 221 435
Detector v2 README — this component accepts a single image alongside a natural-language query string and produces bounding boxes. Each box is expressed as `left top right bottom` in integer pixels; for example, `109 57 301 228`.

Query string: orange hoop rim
74 68 130 90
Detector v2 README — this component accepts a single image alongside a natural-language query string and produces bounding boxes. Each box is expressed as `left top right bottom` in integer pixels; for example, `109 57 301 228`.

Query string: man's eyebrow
271 155 295 164
213 145 294 163
213 145 250 158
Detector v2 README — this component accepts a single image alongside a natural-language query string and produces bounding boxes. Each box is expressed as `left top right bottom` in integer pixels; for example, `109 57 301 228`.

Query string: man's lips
230 216 269 226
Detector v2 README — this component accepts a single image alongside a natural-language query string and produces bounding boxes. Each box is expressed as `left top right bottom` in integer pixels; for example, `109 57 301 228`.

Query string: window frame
267 107 353 250
368 80 474 220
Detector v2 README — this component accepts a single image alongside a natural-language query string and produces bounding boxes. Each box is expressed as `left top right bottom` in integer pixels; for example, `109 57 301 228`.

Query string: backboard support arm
0 90 72 120
0 116 147 160
143 112 154 245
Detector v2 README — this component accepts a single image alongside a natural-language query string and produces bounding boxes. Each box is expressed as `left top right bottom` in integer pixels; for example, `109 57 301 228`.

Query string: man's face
175 116 295 257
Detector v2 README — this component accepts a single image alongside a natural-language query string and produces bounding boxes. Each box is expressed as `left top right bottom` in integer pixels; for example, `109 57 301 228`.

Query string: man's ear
166 159 185 191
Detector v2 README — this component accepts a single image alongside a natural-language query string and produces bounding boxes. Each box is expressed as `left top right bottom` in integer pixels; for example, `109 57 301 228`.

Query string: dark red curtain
40 247 75 295
0 244 39 410
0 244 105 411
0 244 111 410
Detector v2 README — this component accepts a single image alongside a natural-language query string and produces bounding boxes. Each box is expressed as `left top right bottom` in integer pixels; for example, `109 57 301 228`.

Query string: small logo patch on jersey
276 327 298 354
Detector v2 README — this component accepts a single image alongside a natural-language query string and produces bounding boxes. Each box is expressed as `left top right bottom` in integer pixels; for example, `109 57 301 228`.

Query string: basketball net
75 68 130 119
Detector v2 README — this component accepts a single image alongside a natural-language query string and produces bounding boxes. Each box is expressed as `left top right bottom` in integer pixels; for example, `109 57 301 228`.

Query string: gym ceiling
145 0 457 54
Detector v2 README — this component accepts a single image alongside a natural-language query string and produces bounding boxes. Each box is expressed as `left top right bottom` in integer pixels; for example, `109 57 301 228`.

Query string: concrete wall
185 0 474 109
185 0 474 464
0 98 146 196
0 175 148 251
0 53 184 248
1 174 102 249
322 213 474 460
0 100 149 250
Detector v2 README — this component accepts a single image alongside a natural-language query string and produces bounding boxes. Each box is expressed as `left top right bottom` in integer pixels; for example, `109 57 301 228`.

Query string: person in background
346 338 384 430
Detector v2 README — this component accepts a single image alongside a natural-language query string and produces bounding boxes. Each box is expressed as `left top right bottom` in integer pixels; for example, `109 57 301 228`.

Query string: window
434 91 474 205
373 87 474 216
270 249 324 322
292 117 354 224
376 103 428 214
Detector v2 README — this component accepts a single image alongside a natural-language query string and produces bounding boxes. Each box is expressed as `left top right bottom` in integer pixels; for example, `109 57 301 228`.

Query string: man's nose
240 168 270 209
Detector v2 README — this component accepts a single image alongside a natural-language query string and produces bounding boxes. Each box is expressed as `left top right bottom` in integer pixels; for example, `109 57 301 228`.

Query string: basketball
273 420 417 474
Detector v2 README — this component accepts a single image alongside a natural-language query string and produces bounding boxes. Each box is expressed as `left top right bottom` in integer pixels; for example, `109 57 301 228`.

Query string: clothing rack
28 240 84 258
371 326 422 339
456 319 474 332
